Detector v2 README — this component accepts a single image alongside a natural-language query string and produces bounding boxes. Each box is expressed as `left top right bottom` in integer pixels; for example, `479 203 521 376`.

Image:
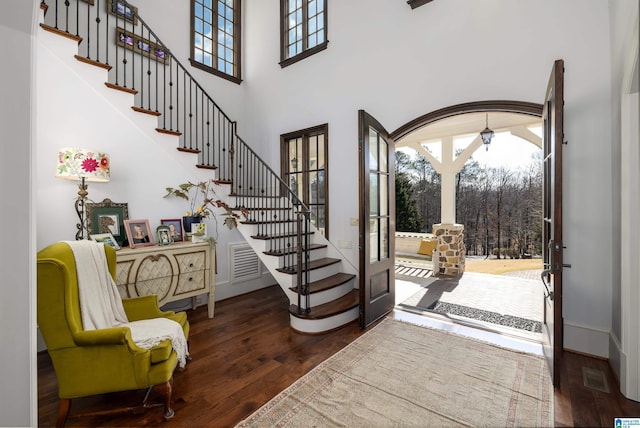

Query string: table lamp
56 148 110 240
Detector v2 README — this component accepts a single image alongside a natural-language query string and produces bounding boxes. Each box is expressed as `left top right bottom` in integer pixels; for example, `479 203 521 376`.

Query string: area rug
236 318 553 427
427 300 543 333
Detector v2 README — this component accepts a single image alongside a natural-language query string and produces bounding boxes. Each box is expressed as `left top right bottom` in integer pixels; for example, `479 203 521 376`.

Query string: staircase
38 0 359 333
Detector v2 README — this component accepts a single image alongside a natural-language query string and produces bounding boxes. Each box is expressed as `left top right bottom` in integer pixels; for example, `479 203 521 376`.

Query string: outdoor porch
394 254 544 348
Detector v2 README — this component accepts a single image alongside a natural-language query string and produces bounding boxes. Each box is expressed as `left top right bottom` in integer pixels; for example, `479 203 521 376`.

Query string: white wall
608 0 639 400
0 2 37 426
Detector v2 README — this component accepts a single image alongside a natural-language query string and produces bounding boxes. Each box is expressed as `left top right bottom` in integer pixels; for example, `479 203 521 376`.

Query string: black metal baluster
95 0 100 62
154 37 158 113
166 57 172 131
84 0 90 58
188 79 193 149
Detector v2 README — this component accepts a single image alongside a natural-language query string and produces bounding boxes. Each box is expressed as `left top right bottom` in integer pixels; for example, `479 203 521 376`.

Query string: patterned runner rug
236 318 554 427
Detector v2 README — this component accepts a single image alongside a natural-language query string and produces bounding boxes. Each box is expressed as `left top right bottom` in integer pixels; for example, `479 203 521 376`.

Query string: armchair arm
123 295 176 322
74 326 137 347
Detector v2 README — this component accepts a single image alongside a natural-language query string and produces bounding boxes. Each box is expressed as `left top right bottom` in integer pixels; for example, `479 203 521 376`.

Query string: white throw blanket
67 240 188 368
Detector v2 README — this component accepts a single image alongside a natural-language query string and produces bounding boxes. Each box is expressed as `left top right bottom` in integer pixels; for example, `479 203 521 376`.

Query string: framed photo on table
90 232 121 250
86 199 129 246
160 218 183 242
124 219 154 248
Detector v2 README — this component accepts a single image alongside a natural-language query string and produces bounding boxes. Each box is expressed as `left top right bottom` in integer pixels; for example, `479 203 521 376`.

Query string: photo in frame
191 223 208 243
124 219 154 248
160 218 183 242
86 199 129 246
116 27 171 64
156 225 172 246
90 232 121 250
107 0 138 25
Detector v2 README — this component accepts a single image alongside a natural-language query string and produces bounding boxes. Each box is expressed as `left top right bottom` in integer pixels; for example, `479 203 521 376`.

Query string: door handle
541 268 554 300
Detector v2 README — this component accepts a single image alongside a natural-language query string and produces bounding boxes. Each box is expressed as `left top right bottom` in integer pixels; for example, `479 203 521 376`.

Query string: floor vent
582 366 610 393
230 243 261 283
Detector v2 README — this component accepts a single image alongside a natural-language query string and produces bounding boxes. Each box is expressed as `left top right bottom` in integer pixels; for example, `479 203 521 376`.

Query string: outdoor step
264 243 326 257
290 272 356 295
289 289 359 320
276 257 341 275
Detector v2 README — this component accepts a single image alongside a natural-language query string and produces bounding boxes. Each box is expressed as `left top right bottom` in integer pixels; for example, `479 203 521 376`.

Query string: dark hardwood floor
38 285 639 427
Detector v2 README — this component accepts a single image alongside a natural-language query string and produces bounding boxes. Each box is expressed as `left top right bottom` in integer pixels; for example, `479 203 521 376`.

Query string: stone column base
433 223 466 276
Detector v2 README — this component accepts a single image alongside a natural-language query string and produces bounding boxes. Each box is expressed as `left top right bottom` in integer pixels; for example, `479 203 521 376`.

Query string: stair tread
290 272 355 294
264 243 326 257
241 219 295 225
251 231 314 240
276 257 340 275
289 289 359 320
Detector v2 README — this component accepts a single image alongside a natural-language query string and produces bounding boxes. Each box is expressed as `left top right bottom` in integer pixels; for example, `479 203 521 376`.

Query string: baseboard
564 321 609 358
214 272 276 301
609 332 623 386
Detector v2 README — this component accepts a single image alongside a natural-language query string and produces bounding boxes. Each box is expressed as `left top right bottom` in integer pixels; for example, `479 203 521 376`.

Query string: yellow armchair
37 241 190 427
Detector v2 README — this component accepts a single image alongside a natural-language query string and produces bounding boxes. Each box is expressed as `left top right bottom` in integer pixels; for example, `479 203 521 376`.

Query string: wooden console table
115 241 215 318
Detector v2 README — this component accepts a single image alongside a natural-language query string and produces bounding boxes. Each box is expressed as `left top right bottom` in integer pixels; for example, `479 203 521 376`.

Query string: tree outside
395 149 542 258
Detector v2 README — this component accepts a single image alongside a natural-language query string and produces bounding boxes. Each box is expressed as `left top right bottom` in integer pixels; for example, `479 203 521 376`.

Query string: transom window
281 124 329 237
191 0 242 84
280 0 328 68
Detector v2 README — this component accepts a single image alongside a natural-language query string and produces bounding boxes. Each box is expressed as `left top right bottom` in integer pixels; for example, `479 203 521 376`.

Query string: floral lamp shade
56 148 110 182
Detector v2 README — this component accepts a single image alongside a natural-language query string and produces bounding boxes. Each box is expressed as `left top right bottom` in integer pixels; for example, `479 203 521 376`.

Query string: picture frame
90 232 121 250
116 27 171 64
156 225 172 246
124 219 155 248
107 0 138 25
191 223 208 243
160 218 183 242
86 199 129 246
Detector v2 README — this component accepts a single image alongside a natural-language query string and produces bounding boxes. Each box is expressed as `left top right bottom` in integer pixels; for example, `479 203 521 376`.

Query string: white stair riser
308 278 356 307
289 306 359 334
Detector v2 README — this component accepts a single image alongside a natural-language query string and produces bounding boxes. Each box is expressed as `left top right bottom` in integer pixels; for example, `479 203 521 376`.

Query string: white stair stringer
214 184 360 333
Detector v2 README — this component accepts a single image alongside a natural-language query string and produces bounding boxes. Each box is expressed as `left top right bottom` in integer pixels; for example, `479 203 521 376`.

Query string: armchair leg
56 398 70 428
153 380 174 420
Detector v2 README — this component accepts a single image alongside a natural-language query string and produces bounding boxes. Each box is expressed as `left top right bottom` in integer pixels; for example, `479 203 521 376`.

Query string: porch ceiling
395 112 541 147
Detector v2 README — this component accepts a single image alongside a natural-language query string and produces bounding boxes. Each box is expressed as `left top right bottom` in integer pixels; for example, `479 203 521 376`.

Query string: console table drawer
116 241 216 318
177 270 207 294
175 251 206 273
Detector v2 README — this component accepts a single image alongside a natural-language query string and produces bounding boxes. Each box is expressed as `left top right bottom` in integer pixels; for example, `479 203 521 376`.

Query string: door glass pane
316 170 325 203
380 174 388 216
369 218 379 262
379 138 388 173
369 173 378 215
380 217 388 260
309 171 318 203
369 129 378 171
316 134 325 169
308 135 318 170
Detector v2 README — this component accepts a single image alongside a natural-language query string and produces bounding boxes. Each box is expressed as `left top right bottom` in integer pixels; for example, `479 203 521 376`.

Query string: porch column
433 223 465 276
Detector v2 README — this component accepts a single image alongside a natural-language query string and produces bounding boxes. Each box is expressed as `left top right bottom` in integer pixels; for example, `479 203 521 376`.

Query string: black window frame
190 0 242 84
279 0 328 68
